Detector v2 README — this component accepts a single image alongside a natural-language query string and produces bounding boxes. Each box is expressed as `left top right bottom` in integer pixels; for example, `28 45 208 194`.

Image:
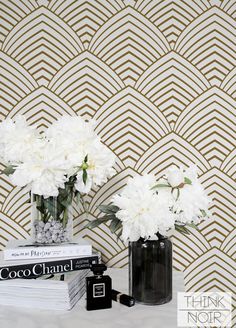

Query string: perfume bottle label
93 283 105 298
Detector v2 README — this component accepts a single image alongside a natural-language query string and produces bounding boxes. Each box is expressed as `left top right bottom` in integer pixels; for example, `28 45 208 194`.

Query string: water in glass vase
129 235 172 305
31 194 73 244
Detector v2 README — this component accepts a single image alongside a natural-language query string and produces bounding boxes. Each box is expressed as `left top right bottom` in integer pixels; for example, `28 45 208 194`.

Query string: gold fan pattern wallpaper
0 0 235 314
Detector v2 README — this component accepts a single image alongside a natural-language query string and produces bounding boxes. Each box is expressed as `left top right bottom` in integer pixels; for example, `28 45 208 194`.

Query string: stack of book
0 238 99 310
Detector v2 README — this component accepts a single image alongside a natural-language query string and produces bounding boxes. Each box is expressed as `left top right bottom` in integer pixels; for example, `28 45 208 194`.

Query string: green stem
62 206 68 228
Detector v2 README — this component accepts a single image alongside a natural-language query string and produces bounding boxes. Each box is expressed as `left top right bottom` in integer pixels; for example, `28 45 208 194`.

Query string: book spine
4 244 92 261
0 255 98 281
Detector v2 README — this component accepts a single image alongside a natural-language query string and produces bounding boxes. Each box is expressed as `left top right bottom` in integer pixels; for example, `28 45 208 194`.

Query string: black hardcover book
0 253 99 281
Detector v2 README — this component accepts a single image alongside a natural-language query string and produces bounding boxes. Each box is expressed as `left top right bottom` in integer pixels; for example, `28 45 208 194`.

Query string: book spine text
0 255 98 281
4 245 92 260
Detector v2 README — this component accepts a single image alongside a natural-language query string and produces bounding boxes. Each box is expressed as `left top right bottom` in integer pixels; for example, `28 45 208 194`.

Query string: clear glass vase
129 234 172 305
31 194 73 244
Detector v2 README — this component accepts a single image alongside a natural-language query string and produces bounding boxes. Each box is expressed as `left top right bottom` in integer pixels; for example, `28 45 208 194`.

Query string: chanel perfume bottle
86 263 112 311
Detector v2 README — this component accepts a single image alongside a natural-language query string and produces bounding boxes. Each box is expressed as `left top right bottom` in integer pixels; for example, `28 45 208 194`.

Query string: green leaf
66 175 77 187
100 214 117 220
82 199 89 213
110 219 122 233
44 197 64 221
186 222 199 230
86 215 114 229
175 224 190 235
1 165 15 176
82 169 87 184
171 187 180 201
36 205 45 215
86 218 110 229
76 192 81 205
108 205 120 213
62 206 69 228
43 198 56 219
98 204 119 214
86 220 103 229
200 209 207 217
87 215 122 233
35 195 47 220
151 183 170 190
176 227 189 235
116 229 122 240
184 177 192 185
57 178 75 209
57 188 72 208
176 188 180 200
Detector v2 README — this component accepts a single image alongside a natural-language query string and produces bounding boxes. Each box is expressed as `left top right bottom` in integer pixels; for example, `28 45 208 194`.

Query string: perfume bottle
86 263 112 311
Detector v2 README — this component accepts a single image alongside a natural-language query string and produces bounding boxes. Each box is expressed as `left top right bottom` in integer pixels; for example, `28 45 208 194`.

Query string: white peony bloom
46 115 96 167
184 164 198 183
172 179 211 224
111 174 175 242
0 116 39 164
10 140 69 198
164 164 211 224
107 167 211 241
83 141 116 186
47 116 116 194
165 166 185 187
1 114 116 198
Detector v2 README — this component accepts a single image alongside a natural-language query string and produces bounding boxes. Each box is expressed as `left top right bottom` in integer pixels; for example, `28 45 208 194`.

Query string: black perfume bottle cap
91 263 107 276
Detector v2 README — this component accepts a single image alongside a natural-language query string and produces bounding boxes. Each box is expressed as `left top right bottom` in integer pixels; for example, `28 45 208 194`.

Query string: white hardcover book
4 238 92 261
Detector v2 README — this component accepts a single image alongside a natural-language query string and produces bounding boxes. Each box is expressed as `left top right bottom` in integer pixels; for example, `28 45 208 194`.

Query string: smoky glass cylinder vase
129 235 172 305
31 194 73 244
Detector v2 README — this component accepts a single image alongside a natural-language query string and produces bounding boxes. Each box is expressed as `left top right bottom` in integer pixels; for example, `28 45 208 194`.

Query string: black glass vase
129 234 172 305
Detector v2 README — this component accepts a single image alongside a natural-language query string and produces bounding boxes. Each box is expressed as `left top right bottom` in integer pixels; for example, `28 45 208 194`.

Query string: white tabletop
0 268 184 328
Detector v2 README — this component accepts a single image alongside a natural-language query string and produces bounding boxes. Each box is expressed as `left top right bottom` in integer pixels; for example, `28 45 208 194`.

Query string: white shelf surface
0 268 184 328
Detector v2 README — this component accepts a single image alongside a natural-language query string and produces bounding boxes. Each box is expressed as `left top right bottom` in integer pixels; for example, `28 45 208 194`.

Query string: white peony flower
172 179 211 225
165 166 185 187
46 115 96 166
111 174 175 241
1 114 116 198
104 166 211 241
0 116 39 164
82 142 115 189
184 164 198 183
89 164 211 241
10 140 69 198
47 116 116 194
163 164 211 224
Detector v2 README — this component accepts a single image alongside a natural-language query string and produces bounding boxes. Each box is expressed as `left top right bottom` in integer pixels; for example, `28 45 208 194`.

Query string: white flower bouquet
0 115 116 243
88 165 211 241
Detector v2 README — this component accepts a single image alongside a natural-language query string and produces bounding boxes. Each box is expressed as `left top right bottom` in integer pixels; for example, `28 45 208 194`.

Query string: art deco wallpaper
0 0 235 313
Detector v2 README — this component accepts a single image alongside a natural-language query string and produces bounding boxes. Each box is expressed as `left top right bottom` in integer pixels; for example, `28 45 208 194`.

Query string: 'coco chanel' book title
0 254 99 281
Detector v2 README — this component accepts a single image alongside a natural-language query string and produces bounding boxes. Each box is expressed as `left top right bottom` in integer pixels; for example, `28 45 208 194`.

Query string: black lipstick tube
112 289 135 307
